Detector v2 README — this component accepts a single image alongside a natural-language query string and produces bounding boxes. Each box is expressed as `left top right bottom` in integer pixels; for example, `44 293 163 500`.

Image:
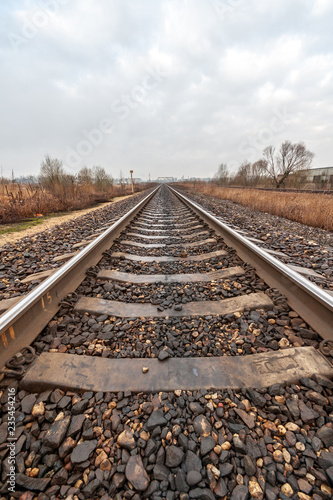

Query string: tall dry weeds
181 183 333 231
0 182 151 224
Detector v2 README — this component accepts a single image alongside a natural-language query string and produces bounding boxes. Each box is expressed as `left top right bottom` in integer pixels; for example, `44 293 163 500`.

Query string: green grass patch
0 200 114 236
0 218 44 235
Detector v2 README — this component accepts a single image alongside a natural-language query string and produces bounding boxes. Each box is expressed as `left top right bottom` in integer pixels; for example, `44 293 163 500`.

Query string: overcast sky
1 0 332 180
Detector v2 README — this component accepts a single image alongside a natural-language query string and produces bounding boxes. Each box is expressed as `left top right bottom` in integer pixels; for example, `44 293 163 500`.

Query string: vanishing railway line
0 184 333 499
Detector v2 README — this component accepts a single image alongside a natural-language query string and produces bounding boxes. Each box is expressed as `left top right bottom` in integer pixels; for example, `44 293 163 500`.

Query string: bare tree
93 166 113 191
39 155 64 188
214 163 229 185
262 141 314 188
251 159 267 186
233 162 252 186
119 170 125 189
39 155 71 202
78 166 94 185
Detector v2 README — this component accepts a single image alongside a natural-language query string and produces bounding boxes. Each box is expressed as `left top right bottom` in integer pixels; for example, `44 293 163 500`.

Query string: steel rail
169 185 333 340
0 186 160 369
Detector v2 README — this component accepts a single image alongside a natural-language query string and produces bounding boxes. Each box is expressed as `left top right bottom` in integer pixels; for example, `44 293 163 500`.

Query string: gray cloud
1 0 332 180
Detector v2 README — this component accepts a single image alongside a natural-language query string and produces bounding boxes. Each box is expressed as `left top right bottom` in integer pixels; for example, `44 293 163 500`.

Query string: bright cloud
0 0 332 180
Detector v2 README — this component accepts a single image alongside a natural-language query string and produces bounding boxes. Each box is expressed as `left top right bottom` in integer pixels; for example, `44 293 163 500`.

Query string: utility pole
130 170 134 194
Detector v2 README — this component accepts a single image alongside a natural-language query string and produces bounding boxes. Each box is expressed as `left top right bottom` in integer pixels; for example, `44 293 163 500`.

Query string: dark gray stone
300 377 322 393
326 466 333 485
235 408 255 429
285 431 296 447
200 436 215 456
298 400 319 423
311 436 322 452
245 435 261 459
193 415 211 437
233 435 246 454
297 478 312 495
216 407 224 418
317 426 333 448
306 390 327 406
158 350 170 361
21 394 37 413
247 389 266 407
230 484 249 500
265 485 278 500
50 389 63 403
51 468 68 485
145 438 157 457
219 462 233 477
189 402 205 414
111 412 121 431
243 455 256 476
72 399 89 415
313 374 333 390
185 450 202 473
71 440 97 465
165 445 184 468
146 410 167 430
67 414 85 438
44 416 71 449
189 487 215 500
144 479 159 497
125 455 149 491
58 396 71 409
214 478 228 497
71 335 86 347
0 423 8 445
153 464 170 481
82 478 101 497
176 469 189 492
317 450 333 469
16 474 51 492
286 399 300 419
268 384 284 396
267 470 276 487
112 473 125 489
186 470 202 486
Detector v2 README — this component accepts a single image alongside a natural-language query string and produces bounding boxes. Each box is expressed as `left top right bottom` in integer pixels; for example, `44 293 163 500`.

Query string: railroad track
1 184 333 499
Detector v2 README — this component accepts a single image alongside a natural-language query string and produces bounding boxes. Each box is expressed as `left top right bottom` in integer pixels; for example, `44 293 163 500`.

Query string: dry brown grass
0 181 151 224
181 182 333 231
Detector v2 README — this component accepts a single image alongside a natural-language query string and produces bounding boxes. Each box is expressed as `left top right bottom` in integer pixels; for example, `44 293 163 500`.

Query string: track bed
0 185 333 499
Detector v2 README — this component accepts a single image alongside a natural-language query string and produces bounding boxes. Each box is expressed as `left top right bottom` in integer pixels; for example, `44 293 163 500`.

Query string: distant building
300 166 333 189
157 177 176 183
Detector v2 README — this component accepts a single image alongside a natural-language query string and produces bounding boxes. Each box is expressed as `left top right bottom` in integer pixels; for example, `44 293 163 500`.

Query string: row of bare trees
214 141 314 188
1 156 152 223
39 156 114 203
